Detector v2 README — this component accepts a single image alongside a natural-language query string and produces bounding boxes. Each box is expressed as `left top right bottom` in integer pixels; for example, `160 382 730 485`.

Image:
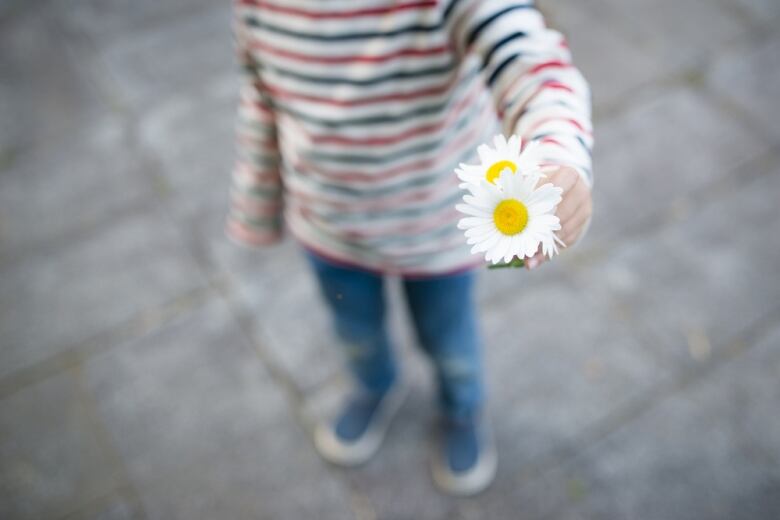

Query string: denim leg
306 252 397 395
403 271 483 419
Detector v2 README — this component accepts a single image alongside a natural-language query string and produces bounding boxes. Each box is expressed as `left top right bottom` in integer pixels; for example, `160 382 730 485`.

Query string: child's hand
525 166 592 270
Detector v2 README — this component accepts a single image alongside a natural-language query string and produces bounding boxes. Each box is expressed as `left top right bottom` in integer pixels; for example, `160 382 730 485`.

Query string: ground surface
1 0 779 518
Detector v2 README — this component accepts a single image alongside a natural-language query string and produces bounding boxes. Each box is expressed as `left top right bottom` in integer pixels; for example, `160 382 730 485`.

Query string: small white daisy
455 134 542 188
456 168 565 264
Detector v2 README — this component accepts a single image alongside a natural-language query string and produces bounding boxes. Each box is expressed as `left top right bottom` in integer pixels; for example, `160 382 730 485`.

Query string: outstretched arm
446 0 593 266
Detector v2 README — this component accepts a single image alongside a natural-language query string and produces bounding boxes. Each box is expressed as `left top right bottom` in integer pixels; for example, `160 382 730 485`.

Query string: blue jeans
306 251 484 419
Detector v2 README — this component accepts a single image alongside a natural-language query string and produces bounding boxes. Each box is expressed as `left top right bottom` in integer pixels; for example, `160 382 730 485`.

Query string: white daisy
456 168 565 264
455 134 542 188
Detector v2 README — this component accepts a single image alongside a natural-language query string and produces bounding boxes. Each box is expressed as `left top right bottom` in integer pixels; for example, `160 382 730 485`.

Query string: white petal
493 134 507 151
471 230 501 252
508 134 520 152
464 223 497 238
456 204 491 218
458 216 492 229
477 144 492 163
529 213 561 231
495 236 513 263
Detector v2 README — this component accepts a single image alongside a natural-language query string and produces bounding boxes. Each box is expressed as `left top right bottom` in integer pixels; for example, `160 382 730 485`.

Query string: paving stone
589 0 749 72
472 275 669 496
135 74 241 274
138 76 235 220
223 242 345 393
94 4 234 112
538 0 666 111
732 0 780 26
552 323 780 520
0 4 110 153
591 85 769 240
573 166 780 363
0 371 120 520
57 0 216 41
86 498 140 520
476 256 571 307
63 493 142 520
708 34 780 145
83 298 357 520
0 116 154 259
0 208 203 379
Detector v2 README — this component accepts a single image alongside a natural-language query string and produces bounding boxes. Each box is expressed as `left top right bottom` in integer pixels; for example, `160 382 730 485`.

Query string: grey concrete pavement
1 1 779 518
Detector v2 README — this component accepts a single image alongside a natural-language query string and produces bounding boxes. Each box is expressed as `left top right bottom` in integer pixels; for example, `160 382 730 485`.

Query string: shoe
431 415 497 496
314 384 406 466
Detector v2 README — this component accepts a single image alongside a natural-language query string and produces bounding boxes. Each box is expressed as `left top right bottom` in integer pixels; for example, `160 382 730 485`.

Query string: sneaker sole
431 432 497 496
314 384 408 467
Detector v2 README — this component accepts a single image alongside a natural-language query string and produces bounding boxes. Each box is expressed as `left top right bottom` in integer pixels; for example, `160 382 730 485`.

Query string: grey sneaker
431 415 497 496
314 384 407 466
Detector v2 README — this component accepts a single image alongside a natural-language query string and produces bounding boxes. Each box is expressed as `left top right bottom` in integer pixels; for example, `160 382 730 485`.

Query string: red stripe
226 219 281 246
539 137 563 147
234 163 280 183
497 79 575 120
239 0 436 19
497 64 572 111
243 94 275 116
231 195 283 217
236 134 277 150
527 60 571 75
523 116 590 136
250 38 450 64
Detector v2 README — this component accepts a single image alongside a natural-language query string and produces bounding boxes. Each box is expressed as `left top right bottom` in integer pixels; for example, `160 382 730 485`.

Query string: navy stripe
487 52 522 86
442 0 463 22
245 15 446 41
516 100 579 119
575 135 593 157
482 31 527 69
262 60 457 87
465 4 534 48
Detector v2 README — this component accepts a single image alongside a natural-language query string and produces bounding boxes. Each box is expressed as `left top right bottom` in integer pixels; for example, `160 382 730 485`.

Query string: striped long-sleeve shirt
226 0 593 276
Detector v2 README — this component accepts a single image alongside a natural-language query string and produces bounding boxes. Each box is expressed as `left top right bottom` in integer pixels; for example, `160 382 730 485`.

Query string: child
226 0 593 496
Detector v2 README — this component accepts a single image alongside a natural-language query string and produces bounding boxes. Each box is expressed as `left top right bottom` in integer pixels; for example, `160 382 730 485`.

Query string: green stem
487 257 525 269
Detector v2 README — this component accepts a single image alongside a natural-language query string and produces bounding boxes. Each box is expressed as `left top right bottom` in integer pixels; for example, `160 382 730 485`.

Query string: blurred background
1 0 779 518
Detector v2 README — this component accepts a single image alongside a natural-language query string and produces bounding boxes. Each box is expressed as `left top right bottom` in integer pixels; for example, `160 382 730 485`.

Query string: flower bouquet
456 135 565 268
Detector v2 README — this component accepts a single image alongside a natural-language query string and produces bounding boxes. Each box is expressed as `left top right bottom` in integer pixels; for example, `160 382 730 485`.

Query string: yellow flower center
485 160 517 183
493 199 528 235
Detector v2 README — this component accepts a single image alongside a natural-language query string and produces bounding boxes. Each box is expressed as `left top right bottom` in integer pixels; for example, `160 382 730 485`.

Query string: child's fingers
561 210 591 245
557 195 586 226
547 166 580 191
525 248 546 270
555 177 588 221
560 194 592 229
